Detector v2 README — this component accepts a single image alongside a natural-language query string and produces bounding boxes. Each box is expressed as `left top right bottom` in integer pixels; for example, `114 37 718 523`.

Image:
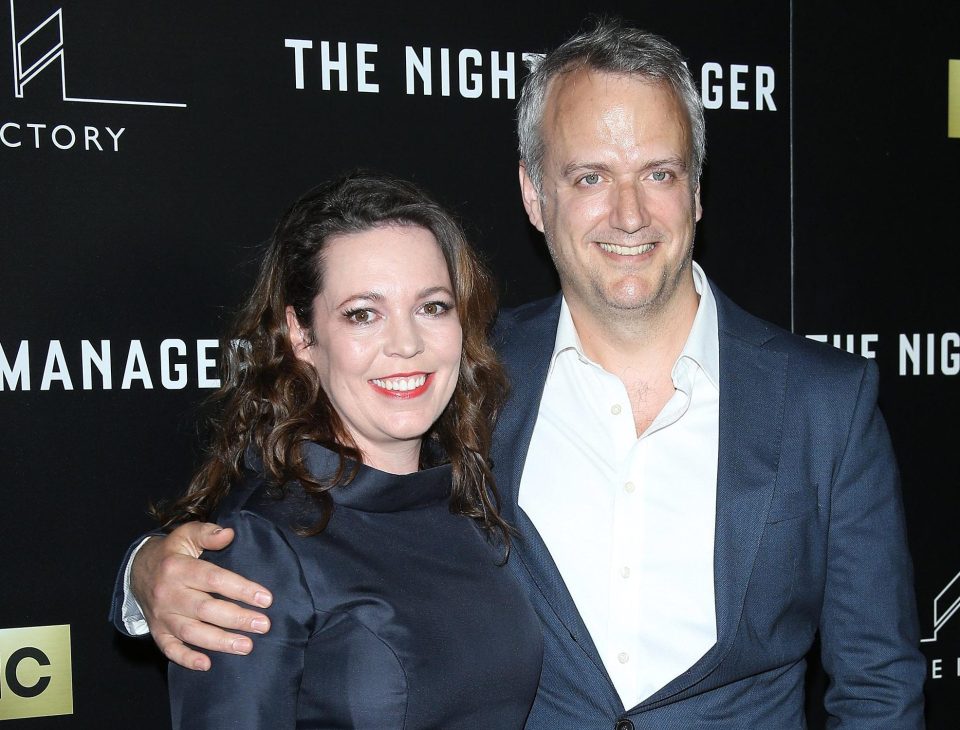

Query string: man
113 19 925 727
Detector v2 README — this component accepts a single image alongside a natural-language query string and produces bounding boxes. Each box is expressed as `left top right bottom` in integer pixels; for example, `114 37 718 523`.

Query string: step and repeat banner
0 0 955 726
794 3 960 726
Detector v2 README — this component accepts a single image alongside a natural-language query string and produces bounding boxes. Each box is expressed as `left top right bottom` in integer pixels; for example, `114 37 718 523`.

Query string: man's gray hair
517 18 706 192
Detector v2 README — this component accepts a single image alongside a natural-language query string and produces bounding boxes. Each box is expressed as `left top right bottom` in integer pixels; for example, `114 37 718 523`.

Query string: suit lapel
492 296 611 681
492 296 561 525
638 286 789 708
712 293 788 646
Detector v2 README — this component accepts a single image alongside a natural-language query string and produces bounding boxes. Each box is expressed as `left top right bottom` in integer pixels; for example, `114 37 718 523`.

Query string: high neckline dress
169 442 543 729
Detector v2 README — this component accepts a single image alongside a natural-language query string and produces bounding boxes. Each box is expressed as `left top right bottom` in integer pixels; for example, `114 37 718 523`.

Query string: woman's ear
285 305 312 363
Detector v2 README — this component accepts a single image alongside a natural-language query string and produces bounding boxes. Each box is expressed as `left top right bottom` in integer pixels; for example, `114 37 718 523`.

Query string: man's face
520 69 702 322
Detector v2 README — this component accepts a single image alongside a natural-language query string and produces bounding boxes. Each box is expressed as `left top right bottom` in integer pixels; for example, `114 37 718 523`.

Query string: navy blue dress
169 443 543 729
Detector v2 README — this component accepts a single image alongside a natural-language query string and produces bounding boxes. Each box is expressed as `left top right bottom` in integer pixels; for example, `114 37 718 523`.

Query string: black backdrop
0 1 956 726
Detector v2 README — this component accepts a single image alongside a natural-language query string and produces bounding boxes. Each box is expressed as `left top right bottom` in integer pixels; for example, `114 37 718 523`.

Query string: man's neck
568 285 700 376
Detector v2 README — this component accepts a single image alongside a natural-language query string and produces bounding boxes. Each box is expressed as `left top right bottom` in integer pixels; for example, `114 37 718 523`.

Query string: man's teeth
598 242 655 256
372 375 428 391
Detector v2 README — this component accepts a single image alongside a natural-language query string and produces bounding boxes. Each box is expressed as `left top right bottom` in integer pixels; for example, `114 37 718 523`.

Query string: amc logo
950 60 960 138
0 625 73 720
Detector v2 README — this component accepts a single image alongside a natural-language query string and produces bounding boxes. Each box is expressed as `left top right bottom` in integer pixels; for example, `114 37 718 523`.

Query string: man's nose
384 315 425 358
609 180 650 234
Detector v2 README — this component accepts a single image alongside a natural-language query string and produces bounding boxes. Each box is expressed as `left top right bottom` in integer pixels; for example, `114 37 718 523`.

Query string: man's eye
580 173 601 186
650 170 671 182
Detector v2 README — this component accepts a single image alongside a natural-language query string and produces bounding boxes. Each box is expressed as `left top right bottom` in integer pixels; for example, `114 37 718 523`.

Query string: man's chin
596 280 664 312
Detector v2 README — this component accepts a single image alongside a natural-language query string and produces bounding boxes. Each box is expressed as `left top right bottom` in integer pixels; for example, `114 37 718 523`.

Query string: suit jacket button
615 720 634 730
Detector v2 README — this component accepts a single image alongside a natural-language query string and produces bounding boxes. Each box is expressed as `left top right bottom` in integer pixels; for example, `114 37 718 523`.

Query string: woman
158 171 543 728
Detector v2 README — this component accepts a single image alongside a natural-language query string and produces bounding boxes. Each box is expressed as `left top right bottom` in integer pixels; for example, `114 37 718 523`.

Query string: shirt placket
604 372 644 703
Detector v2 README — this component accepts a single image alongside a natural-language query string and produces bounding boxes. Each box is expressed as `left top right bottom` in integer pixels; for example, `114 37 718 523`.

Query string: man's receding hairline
537 67 698 171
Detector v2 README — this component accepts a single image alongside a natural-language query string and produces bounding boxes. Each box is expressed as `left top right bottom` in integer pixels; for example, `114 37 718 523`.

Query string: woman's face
288 224 462 471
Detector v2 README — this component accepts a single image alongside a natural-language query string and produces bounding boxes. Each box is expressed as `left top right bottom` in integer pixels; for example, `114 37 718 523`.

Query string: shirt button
615 720 635 730
610 403 622 415
624 481 635 493
620 566 631 579
617 652 629 664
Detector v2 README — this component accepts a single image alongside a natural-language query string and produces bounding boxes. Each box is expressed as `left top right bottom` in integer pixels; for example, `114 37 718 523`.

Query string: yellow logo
950 60 960 138
0 625 73 720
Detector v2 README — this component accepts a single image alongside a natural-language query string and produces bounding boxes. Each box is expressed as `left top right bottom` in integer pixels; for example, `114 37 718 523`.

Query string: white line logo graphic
9 0 185 107
922 571 960 643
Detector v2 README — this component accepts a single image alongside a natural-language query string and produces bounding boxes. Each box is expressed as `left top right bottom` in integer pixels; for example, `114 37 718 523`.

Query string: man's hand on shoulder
131 522 273 671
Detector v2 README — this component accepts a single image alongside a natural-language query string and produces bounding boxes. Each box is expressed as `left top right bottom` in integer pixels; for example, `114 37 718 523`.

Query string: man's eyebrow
560 161 612 178
560 157 689 178
645 156 688 170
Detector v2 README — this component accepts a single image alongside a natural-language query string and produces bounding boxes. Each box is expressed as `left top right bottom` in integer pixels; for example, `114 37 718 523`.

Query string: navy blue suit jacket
491 287 925 728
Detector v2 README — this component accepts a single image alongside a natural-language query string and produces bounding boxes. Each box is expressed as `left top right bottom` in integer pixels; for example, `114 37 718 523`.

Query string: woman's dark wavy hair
155 171 511 544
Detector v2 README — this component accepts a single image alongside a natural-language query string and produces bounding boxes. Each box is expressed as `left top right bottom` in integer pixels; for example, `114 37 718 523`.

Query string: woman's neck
358 439 422 475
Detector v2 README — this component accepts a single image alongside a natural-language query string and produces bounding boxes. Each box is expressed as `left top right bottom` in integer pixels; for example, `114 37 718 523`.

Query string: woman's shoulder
200 473 322 619
212 471 324 538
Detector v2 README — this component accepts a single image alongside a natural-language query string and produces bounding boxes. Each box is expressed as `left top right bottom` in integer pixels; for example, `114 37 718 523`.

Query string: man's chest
516 369 720 705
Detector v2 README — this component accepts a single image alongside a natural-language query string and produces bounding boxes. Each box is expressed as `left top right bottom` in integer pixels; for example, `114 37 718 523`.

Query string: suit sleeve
819 359 925 727
168 510 315 730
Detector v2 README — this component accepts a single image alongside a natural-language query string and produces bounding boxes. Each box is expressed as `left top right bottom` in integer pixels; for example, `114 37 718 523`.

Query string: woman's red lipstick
368 372 433 399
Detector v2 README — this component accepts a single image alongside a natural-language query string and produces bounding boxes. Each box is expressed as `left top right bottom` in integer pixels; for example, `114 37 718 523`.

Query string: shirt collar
548 261 720 391
680 262 720 391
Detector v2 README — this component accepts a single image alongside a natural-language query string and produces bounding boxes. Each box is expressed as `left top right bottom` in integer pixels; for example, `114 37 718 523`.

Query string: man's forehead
541 69 689 152
545 67 671 106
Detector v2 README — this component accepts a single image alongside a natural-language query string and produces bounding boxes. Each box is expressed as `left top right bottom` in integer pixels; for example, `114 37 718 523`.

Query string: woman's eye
345 309 373 324
421 301 450 316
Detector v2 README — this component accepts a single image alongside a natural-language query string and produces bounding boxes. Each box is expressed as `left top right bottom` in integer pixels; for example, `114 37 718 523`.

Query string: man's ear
519 163 545 233
694 182 703 222
285 305 312 363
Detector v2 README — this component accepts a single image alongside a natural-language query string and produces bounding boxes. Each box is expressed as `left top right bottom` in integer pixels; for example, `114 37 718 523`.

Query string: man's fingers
195 524 236 552
193 593 271 635
192 560 273 610
169 615 254 656
163 521 218 558
155 633 211 672
128 521 272 671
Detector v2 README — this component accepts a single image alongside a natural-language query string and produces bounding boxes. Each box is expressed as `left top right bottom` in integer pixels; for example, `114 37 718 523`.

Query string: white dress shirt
121 539 151 634
518 262 720 709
